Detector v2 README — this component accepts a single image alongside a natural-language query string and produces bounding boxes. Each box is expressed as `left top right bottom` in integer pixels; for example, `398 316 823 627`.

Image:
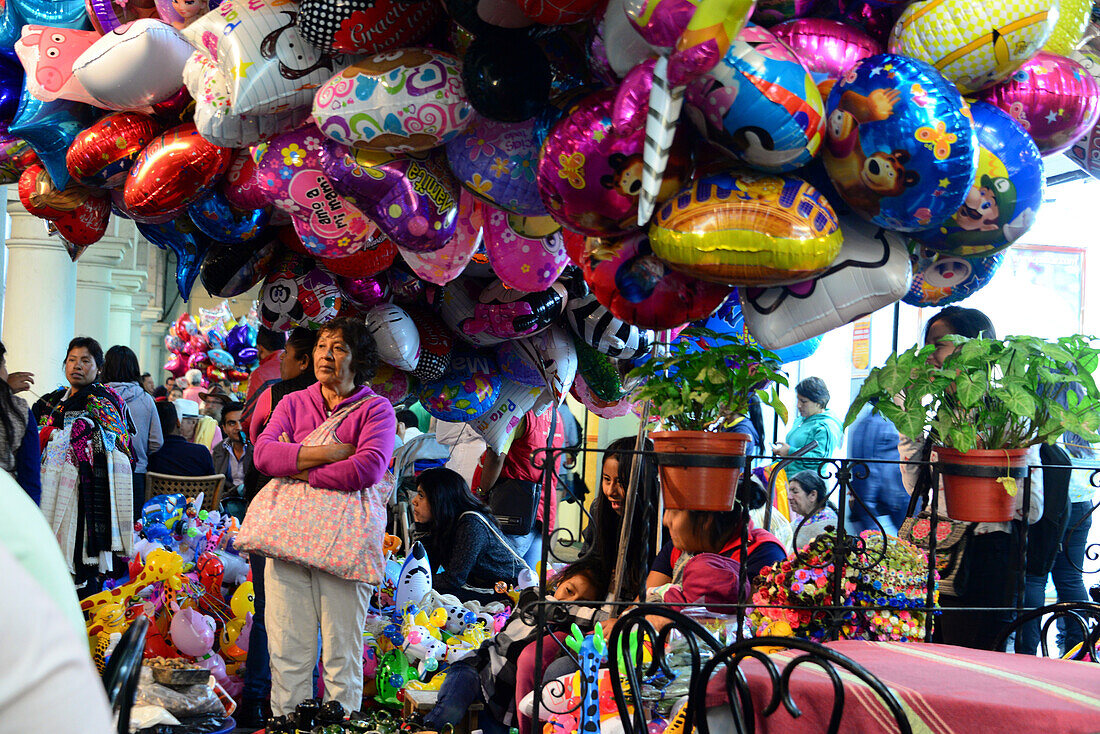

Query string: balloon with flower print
253 125 382 259
419 350 501 422
483 207 570 292
371 363 415 405
312 48 471 154
445 114 547 216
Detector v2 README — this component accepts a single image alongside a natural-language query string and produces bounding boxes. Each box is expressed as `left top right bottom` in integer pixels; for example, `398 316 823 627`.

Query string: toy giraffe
86 601 131 673
80 549 184 618
565 623 607 734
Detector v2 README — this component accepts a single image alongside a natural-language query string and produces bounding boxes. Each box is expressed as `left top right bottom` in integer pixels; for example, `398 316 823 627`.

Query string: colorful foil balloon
1066 51 1100 179
888 0 1058 94
9 94 88 191
312 48 471 153
822 54 977 232
685 24 825 173
739 217 911 349
189 188 271 244
771 18 882 80
320 142 460 254
470 378 543 453
14 25 101 106
460 278 569 340
337 271 390 309
200 236 281 298
537 88 692 237
903 245 1003 307
398 189 483 285
66 111 162 189
138 213 216 300
912 101 1043 257
295 0 438 55
483 208 570 292
976 51 1100 155
564 293 656 359
580 230 732 330
408 307 454 382
419 350 501 421
125 123 233 222
1042 0 1092 57
220 148 270 210
0 127 37 185
259 252 343 330
371 363 414 405
445 114 547 216
649 171 842 286
438 277 506 347
87 0 160 33
0 55 23 123
18 163 111 246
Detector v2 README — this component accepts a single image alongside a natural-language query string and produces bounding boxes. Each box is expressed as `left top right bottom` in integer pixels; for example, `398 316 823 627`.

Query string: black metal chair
992 602 1100 660
689 636 913 734
102 615 149 734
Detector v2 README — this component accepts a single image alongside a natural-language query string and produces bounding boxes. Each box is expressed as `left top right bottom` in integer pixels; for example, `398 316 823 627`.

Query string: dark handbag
487 478 541 535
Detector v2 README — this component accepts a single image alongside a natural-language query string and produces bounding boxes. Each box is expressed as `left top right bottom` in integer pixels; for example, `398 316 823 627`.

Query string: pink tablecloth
704 641 1100 733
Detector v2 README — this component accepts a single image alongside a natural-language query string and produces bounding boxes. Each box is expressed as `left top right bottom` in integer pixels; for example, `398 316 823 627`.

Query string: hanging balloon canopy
0 0 1087 454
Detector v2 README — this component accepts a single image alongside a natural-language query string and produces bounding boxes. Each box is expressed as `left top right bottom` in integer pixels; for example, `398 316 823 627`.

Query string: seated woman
787 470 839 549
412 467 531 603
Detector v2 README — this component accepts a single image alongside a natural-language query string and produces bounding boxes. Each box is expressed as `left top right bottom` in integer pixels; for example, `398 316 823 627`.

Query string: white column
109 271 146 349
2 188 77 392
74 245 122 342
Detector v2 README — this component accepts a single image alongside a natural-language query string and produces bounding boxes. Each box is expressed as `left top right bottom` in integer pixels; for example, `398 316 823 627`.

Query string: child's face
601 457 624 514
664 508 704 554
554 572 598 602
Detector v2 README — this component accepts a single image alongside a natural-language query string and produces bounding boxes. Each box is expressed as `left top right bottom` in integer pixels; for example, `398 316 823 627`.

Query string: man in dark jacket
846 405 910 535
148 402 215 477
212 402 252 494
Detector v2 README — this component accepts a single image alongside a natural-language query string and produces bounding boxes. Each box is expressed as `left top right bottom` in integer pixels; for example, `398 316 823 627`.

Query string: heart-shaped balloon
66 111 162 188
125 123 233 222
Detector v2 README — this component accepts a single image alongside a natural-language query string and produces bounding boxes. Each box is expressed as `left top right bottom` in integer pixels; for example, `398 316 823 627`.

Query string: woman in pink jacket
254 317 396 717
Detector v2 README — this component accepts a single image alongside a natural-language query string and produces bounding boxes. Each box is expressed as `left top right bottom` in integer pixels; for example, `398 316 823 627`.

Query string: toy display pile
163 301 261 382
0 0 1095 454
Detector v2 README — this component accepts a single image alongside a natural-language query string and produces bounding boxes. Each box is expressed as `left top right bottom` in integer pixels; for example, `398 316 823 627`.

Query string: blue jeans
423 662 510 734
508 529 543 569
1017 502 1093 655
242 554 271 699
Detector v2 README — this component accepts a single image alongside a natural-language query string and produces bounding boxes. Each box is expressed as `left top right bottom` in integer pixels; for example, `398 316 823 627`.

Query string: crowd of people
1 304 1096 733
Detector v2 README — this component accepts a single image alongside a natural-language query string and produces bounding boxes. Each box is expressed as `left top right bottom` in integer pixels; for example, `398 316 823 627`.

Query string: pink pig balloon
254 125 380 259
170 608 216 657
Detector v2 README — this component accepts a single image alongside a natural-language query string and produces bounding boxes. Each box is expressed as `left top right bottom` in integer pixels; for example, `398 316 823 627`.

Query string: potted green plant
845 334 1100 522
627 327 789 511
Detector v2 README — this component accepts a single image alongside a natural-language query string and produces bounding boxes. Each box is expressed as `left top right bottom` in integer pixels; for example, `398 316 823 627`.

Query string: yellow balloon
1044 0 1093 56
888 0 1059 94
230 581 255 618
221 616 245 650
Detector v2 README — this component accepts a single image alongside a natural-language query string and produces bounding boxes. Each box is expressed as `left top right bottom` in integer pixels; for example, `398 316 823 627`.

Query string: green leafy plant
627 327 789 432
845 334 1100 452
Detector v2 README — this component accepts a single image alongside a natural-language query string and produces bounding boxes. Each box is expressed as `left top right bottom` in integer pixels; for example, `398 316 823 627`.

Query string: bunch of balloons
1 0 1097 450
163 301 258 382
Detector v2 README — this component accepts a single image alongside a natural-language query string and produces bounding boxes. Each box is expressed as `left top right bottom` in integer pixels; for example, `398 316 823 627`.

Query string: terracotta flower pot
935 446 1028 523
650 431 750 511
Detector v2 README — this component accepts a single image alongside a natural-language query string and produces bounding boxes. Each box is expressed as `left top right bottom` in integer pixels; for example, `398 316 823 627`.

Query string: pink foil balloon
219 149 270 210
976 51 1100 155
337 272 391 309
398 189 483 285
483 206 570 293
772 18 882 79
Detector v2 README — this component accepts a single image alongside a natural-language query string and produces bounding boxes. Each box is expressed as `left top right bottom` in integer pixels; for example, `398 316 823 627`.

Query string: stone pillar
109 271 146 349
2 188 77 392
74 242 124 342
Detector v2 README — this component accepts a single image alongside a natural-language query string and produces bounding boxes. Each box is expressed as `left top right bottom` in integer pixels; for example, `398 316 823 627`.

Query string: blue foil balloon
9 93 86 190
911 101 1044 258
822 53 977 232
11 0 88 27
188 189 271 245
902 244 1003 307
0 55 22 122
0 1 22 56
137 214 215 301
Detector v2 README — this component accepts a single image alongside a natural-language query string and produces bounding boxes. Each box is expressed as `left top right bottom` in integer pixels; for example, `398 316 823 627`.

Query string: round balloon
771 18 882 80
399 188 482 285
337 272 390 309
418 350 501 421
321 142 460 254
976 51 1100 155
912 102 1043 257
66 111 161 189
296 0 438 55
470 379 543 453
564 293 656 359
312 48 471 154
571 371 635 419
581 230 733 330
445 115 547 216
888 0 1058 94
1043 0 1092 57
461 35 551 123
259 253 343 330
751 0 821 26
483 207 570 292
822 54 977 232
537 88 692 237
370 363 415 405
685 24 825 173
650 171 842 286
125 123 232 221
902 245 1003 307
365 304 421 372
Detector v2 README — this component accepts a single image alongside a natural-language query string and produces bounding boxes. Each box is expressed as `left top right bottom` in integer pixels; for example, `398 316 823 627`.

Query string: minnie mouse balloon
259 252 343 330
125 123 232 221
462 279 568 341
364 304 420 372
181 0 354 116
913 102 1043 257
73 19 196 110
537 88 692 237
888 0 1057 94
312 48 471 153
14 25 101 106
445 114 547 216
419 350 501 422
66 111 162 189
438 277 504 347
296 0 438 55
581 230 732 330
321 141 460 253
564 293 655 359
771 18 882 80
483 207 570 292
822 54 977 232
976 52 1100 156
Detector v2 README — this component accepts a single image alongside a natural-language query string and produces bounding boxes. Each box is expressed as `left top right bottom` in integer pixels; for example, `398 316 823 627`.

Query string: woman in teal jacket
774 377 844 476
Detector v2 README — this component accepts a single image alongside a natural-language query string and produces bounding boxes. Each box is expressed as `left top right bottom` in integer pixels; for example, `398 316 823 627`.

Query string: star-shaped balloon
137 213 216 300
